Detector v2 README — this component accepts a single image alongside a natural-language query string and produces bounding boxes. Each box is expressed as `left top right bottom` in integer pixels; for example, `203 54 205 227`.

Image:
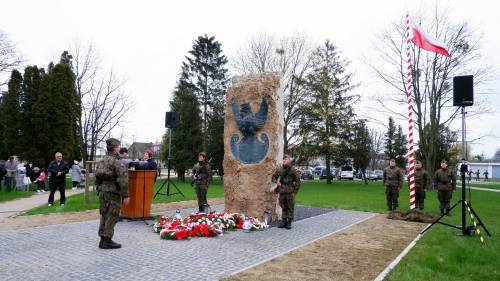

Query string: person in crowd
33 168 46 192
140 149 157 171
118 147 132 168
483 170 489 181
95 138 129 249
25 162 33 181
475 169 480 181
434 160 456 216
192 152 212 213
272 154 301 230
5 156 18 192
47 152 69 206
383 159 404 211
71 160 84 190
0 160 6 191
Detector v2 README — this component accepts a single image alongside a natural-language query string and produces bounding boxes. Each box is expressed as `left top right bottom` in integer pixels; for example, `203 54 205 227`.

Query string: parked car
301 169 314 180
319 168 335 180
373 170 384 180
338 165 354 180
314 166 324 176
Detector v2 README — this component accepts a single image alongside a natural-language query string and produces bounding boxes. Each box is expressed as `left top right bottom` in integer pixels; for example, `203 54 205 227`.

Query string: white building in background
463 162 500 179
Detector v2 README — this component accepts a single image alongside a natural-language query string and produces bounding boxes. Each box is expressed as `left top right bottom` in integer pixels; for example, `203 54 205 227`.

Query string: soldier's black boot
440 208 444 216
101 237 121 249
99 237 104 249
445 209 451 216
278 219 287 228
285 218 292 230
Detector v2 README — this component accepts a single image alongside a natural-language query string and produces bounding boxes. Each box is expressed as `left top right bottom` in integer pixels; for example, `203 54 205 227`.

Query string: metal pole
405 14 416 209
167 127 172 195
461 106 466 235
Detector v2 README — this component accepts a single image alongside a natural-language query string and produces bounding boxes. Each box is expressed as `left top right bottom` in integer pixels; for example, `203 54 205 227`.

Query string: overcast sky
1 0 499 158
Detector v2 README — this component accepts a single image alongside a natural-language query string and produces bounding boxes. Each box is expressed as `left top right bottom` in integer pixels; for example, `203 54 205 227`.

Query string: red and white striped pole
405 14 416 210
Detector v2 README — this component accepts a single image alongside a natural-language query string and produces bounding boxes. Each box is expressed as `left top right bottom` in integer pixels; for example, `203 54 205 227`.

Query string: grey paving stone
0 205 374 281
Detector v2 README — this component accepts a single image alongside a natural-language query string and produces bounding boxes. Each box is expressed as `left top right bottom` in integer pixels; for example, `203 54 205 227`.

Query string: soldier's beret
106 138 120 147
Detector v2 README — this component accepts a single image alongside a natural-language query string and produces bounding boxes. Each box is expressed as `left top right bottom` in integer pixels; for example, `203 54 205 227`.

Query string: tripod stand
421 106 490 240
153 127 184 199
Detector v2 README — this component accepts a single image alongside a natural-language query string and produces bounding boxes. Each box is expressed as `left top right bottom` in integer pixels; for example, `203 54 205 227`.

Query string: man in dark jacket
47 152 69 206
0 160 6 191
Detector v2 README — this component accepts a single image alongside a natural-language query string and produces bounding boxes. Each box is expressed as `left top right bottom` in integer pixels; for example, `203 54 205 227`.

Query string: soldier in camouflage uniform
414 160 429 210
192 152 212 213
434 160 456 216
272 154 301 230
383 159 404 211
95 138 129 249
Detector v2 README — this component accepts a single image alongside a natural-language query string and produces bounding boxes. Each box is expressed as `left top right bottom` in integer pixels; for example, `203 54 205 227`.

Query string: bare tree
368 5 490 173
232 32 314 151
70 41 133 162
0 31 23 90
369 129 385 170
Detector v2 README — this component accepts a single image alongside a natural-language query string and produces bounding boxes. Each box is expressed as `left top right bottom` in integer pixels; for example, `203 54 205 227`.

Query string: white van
338 165 354 180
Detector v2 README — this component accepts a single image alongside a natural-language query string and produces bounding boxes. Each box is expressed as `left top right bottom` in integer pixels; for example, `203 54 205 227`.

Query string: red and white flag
409 19 450 57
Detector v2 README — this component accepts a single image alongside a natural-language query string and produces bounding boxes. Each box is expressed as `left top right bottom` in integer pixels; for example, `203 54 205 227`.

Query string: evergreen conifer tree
300 40 357 184
183 35 229 155
162 71 203 181
1 70 23 156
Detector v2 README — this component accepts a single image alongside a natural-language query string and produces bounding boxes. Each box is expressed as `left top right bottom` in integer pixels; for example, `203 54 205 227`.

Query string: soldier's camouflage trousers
438 190 453 210
415 189 426 210
385 186 400 210
279 193 295 219
195 184 208 211
98 192 122 239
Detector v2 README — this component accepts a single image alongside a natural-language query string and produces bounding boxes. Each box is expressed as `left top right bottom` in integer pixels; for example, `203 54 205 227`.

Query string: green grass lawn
20 177 499 280
0 188 33 202
23 177 225 215
386 187 499 281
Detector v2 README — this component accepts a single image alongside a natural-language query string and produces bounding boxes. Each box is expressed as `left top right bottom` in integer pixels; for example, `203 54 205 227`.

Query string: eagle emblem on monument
230 97 269 164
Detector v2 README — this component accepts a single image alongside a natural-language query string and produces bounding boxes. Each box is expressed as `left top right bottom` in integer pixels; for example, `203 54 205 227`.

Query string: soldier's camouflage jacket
95 152 128 197
383 166 404 188
434 168 456 191
272 165 301 194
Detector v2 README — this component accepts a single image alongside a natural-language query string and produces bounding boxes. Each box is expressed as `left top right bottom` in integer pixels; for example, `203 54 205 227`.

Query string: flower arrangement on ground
152 211 268 240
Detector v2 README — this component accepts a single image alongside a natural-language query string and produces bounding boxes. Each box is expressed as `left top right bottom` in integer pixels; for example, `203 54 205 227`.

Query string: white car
338 166 354 180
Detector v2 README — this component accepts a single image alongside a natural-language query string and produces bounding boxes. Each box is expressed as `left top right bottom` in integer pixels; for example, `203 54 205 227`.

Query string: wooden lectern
121 170 156 219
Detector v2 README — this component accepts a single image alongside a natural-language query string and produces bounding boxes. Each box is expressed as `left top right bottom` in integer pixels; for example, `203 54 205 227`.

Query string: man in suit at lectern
96 138 129 249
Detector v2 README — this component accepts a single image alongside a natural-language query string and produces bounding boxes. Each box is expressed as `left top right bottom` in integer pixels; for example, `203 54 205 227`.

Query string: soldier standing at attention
96 138 129 249
383 159 404 211
192 152 212 213
475 169 480 181
414 160 429 210
272 154 301 230
434 160 456 216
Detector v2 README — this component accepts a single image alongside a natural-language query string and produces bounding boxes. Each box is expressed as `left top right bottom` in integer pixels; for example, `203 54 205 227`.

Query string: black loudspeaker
453 75 473 107
165 112 179 128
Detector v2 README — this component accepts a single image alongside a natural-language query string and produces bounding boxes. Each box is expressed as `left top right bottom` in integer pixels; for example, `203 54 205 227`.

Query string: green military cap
106 138 120 147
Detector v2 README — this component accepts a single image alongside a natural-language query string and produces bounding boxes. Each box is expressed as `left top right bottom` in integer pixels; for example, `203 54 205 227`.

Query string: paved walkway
0 189 84 218
0 205 374 281
468 186 500 193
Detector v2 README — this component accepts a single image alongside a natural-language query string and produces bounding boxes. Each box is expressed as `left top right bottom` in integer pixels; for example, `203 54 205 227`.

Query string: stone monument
223 73 284 219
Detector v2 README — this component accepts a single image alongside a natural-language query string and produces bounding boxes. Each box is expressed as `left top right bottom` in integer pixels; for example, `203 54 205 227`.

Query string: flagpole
405 14 416 210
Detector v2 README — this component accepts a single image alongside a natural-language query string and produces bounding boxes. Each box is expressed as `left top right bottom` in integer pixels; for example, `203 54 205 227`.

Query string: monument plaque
223 73 284 219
